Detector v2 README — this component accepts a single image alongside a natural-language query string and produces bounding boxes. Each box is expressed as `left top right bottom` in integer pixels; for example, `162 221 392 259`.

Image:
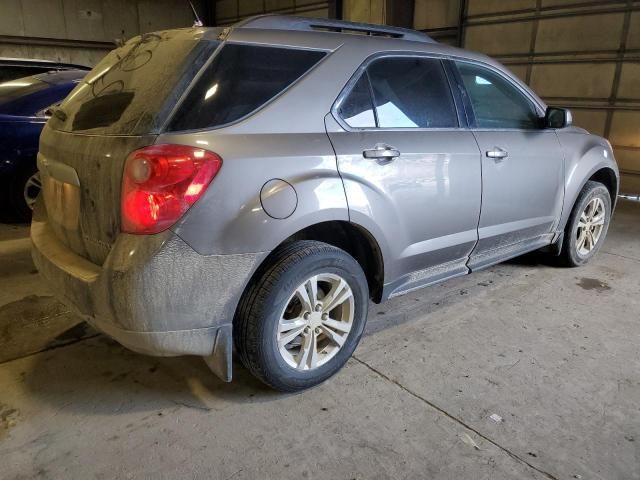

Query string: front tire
234 240 369 392
560 181 612 267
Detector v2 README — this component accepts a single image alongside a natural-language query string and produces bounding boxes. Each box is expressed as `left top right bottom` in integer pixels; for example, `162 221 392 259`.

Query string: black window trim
364 71 380 128
450 58 547 132
442 59 469 129
332 51 465 133
161 40 331 134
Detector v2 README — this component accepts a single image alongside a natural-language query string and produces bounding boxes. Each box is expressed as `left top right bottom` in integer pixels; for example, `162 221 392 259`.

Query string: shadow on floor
19 334 284 415
0 295 96 363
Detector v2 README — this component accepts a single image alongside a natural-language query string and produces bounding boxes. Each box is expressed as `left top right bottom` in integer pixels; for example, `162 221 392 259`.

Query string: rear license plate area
42 175 80 230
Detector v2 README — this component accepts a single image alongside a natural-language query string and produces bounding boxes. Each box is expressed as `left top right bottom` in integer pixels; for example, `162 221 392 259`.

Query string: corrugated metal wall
414 0 462 45
0 0 203 66
416 0 640 194
215 0 330 25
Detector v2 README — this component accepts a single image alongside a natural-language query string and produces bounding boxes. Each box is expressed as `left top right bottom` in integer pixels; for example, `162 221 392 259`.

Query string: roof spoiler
220 14 435 44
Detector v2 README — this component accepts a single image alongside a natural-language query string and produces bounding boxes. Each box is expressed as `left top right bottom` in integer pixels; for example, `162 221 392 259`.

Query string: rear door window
167 44 327 132
337 74 376 128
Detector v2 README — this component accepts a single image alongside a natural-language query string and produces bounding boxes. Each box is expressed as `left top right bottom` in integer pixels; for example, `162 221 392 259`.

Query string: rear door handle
486 147 508 159
363 143 400 160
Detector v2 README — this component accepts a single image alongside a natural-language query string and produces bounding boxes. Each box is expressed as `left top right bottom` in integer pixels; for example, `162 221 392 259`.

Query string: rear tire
234 240 369 392
559 181 611 267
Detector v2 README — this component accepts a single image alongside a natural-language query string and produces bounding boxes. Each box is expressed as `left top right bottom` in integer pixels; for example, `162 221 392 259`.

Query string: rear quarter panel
161 129 348 255
158 40 376 256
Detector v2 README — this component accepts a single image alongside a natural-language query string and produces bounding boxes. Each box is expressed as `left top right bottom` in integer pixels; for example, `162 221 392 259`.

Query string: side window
367 57 458 128
338 74 376 128
455 62 540 129
168 44 326 131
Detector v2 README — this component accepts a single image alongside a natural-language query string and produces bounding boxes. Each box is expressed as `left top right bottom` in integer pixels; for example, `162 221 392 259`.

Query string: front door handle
363 143 400 160
486 147 508 159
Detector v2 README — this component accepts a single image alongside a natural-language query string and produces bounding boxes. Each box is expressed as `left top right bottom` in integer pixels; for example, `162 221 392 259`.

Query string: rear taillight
121 144 222 234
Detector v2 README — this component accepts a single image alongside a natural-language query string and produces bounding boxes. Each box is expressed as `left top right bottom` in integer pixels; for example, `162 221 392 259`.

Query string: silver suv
32 16 619 392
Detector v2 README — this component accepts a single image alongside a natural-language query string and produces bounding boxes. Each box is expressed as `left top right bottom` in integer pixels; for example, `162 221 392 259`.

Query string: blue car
0 69 85 221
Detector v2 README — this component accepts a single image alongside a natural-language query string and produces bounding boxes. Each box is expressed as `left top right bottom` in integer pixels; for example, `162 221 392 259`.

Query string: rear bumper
31 202 266 381
89 315 234 382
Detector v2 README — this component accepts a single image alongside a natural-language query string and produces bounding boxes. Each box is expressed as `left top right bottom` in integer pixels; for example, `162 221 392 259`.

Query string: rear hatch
39 28 218 265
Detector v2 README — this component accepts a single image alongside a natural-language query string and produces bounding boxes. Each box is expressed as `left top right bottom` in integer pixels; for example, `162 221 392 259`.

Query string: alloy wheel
23 172 42 210
277 273 354 371
576 197 605 256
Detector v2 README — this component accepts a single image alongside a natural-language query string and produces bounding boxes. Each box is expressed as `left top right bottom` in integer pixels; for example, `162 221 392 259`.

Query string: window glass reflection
368 57 458 129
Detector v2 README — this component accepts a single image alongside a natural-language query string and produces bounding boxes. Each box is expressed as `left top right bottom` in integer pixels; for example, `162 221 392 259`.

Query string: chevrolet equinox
32 15 619 392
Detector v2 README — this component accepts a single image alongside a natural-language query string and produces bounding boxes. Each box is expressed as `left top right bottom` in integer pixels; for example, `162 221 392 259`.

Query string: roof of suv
212 15 494 66
230 15 436 44
209 15 543 110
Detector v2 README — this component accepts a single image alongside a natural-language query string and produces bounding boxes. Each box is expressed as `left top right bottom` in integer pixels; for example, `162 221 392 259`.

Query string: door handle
486 147 508 159
363 143 400 160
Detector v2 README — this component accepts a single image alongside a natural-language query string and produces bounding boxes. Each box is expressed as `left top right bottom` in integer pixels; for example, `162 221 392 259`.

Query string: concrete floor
1 200 639 480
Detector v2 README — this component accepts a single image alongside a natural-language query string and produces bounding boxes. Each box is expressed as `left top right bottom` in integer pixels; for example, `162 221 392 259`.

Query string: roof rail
230 15 435 44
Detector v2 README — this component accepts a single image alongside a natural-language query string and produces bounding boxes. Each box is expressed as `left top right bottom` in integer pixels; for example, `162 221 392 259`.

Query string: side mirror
545 107 572 129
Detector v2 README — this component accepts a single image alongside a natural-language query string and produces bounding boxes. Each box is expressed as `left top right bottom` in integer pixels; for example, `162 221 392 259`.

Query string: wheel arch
242 220 385 304
549 164 618 257
558 134 620 233
588 167 618 208
562 165 619 231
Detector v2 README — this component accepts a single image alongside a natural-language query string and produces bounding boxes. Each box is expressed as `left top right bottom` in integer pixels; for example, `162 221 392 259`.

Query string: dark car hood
0 113 46 123
0 76 81 116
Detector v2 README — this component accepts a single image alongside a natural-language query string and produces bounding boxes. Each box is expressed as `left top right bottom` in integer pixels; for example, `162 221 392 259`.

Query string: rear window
167 43 327 132
48 29 218 135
